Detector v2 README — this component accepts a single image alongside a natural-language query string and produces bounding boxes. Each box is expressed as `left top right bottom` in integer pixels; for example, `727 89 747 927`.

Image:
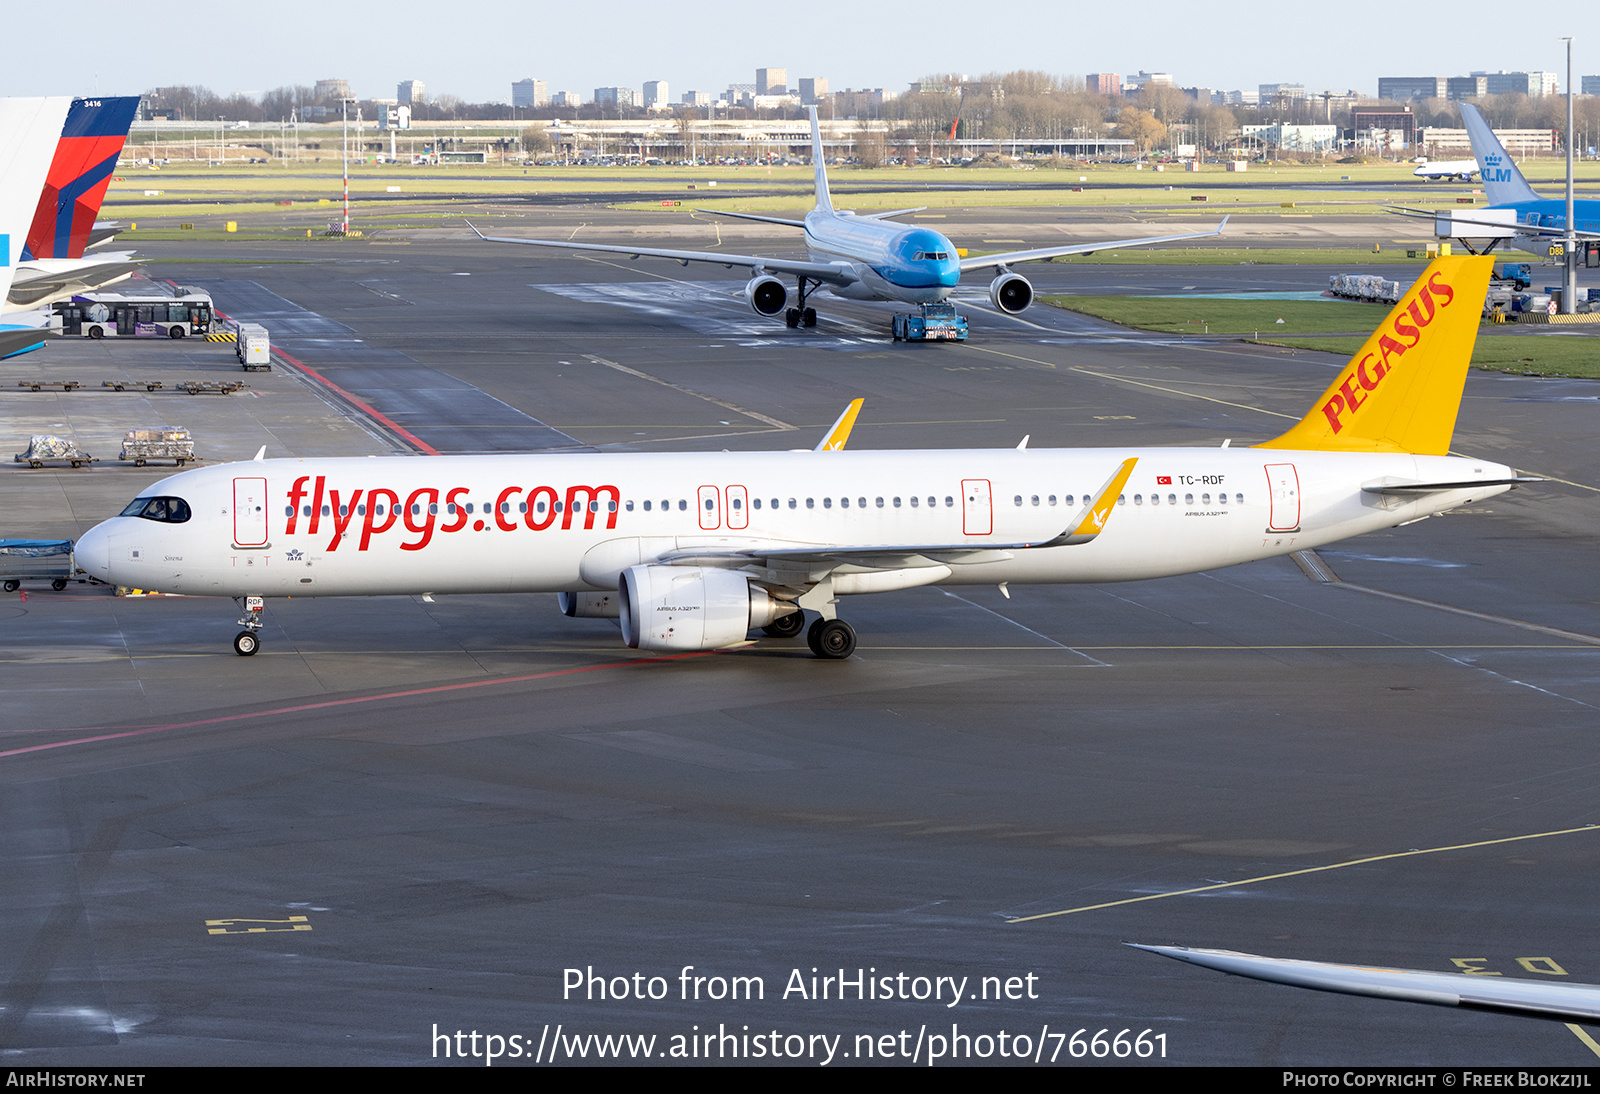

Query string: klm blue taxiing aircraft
471 108 1226 331
1412 103 1600 256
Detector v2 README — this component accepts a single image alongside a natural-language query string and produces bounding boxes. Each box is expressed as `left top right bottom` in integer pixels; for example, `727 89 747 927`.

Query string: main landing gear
760 607 857 659
806 617 857 660
784 275 820 328
233 595 264 656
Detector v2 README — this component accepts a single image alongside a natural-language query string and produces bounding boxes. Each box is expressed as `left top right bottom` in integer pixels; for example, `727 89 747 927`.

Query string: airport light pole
1562 37 1577 315
340 97 357 234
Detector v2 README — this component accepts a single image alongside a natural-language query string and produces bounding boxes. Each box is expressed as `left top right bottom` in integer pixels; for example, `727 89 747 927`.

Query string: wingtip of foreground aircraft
1128 942 1600 1023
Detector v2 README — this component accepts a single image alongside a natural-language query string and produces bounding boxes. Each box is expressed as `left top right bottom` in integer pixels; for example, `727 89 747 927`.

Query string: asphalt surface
3 220 1600 1066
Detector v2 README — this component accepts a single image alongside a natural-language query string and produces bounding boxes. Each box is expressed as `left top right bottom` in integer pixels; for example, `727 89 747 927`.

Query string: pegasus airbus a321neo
75 256 1529 660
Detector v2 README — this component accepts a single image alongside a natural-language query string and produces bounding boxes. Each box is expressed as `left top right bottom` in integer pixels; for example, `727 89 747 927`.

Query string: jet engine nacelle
619 565 794 651
989 271 1034 314
557 591 620 618
744 275 787 316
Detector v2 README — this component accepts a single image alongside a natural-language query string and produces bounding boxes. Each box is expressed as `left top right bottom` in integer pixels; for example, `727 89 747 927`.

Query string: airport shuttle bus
53 288 214 340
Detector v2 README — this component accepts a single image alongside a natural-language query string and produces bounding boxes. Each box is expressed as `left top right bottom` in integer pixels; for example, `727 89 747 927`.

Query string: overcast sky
8 1 1594 104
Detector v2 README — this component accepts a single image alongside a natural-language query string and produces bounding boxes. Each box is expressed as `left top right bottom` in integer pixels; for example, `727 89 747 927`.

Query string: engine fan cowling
744 275 787 316
619 565 791 651
988 272 1034 314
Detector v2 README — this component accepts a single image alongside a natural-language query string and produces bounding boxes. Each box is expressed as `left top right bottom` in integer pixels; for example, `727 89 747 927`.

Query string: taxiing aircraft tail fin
23 96 140 261
1258 256 1493 456
809 106 833 214
814 398 864 451
1459 103 1539 208
0 97 74 309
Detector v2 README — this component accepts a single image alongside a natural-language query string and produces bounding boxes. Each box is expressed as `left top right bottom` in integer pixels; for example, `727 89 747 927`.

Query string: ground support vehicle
0 540 76 591
892 303 968 342
234 323 271 371
14 435 96 468
120 429 195 467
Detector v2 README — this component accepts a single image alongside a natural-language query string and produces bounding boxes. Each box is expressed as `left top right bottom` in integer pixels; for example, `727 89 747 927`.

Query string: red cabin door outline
697 485 721 530
725 485 748 530
962 478 992 536
1264 463 1300 532
233 477 269 546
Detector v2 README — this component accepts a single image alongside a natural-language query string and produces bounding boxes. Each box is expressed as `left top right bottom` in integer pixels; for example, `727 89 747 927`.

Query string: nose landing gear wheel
233 631 260 656
806 618 857 659
785 308 801 328
763 610 806 639
802 307 817 327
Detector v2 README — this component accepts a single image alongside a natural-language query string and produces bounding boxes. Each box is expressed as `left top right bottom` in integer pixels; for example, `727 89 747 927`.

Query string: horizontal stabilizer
1361 477 1535 495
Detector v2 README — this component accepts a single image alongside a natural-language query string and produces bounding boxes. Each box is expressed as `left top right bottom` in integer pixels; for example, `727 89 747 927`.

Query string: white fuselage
802 209 960 305
75 448 1514 599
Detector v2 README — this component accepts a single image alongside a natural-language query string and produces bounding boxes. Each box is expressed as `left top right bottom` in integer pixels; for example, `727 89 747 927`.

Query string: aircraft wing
1389 205 1600 241
1130 944 1600 1023
694 208 808 228
467 220 859 286
8 257 143 306
0 326 54 359
959 218 1228 272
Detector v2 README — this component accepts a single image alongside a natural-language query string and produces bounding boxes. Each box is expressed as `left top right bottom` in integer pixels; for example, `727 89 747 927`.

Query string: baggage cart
0 539 76 592
120 428 195 467
14 435 96 468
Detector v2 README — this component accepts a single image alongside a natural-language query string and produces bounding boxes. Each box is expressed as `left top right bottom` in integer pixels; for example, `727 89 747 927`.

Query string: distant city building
1447 76 1488 100
1584 76 1600 96
551 91 581 107
1126 71 1174 90
1241 123 1337 151
1182 86 1214 103
1221 89 1259 106
1476 70 1559 97
1351 109 1415 146
512 79 548 108
594 87 641 108
756 68 787 96
1086 73 1122 96
1417 125 1555 157
1259 82 1307 104
1378 76 1446 102
681 90 712 107
798 77 828 105
833 88 895 116
643 80 669 109
397 80 425 105
314 78 352 102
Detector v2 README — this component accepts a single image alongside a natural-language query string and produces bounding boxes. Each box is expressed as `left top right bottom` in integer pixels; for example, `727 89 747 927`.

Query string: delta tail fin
23 96 140 261
1258 256 1493 456
809 106 833 214
1459 103 1540 208
0 97 74 308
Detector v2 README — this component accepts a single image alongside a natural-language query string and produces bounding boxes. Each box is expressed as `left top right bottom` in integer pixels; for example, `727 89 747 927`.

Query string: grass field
1258 334 1600 378
1042 294 1600 377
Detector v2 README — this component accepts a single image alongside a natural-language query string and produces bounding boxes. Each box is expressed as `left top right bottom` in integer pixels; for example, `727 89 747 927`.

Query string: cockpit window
120 496 191 523
912 250 950 261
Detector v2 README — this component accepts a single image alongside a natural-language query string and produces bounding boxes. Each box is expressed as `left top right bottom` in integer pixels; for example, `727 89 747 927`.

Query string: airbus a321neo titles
75 255 1529 660
468 107 1227 333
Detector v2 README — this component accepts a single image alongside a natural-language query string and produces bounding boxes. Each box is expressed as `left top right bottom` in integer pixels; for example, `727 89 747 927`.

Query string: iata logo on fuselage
1319 271 1456 434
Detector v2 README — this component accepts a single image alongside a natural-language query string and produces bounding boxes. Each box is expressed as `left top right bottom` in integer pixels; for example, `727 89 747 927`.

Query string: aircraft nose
75 521 112 582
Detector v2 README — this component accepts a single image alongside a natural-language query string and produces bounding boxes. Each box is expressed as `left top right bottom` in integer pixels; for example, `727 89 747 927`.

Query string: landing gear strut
806 617 856 659
785 276 820 328
233 595 264 656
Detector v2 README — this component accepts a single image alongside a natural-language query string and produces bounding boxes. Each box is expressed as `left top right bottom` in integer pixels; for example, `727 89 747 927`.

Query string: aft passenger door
1264 463 1300 532
697 485 721 530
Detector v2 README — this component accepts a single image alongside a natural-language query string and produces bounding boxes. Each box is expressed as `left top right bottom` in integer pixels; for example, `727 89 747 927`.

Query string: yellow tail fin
1259 256 1492 455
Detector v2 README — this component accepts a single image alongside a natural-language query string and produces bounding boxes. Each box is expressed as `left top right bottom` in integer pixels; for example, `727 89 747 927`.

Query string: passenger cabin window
120 496 191 523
